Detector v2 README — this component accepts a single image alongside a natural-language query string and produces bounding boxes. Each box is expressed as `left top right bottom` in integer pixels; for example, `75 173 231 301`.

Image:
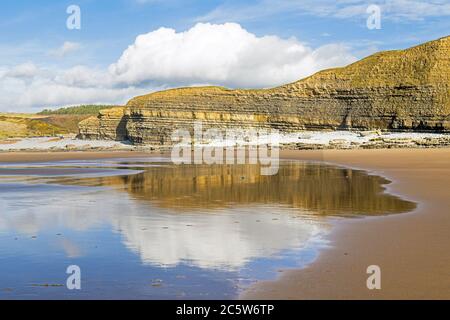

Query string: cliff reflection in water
0 159 417 298
58 161 416 217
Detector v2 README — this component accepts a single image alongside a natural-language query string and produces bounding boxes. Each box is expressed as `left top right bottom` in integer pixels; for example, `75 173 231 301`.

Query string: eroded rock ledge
78 36 450 146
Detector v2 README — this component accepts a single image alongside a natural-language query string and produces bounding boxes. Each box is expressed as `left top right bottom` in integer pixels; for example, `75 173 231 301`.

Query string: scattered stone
31 283 64 287
151 279 163 287
358 130 381 137
65 144 77 150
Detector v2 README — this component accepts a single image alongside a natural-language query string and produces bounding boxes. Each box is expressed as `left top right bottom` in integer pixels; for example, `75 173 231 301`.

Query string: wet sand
243 148 450 299
1 149 449 299
0 151 156 163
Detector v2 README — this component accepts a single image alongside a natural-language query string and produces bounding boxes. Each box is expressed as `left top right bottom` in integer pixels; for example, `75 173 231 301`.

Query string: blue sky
1 0 449 111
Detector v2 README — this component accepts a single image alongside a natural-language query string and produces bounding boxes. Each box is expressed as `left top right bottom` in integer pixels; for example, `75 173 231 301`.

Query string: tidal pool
0 158 415 299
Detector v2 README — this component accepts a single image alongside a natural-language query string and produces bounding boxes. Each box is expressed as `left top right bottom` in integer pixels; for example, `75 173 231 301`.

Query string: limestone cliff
78 107 128 141
78 36 450 144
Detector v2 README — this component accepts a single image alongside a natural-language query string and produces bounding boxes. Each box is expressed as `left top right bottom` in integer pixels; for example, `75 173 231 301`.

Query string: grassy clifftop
0 115 68 139
80 35 450 142
39 104 119 115
128 35 450 103
284 35 450 89
0 105 122 139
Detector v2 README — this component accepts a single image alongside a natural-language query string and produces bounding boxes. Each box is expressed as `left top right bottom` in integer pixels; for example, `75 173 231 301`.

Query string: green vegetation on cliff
79 35 450 144
39 105 119 115
20 105 123 136
0 115 68 139
0 105 118 138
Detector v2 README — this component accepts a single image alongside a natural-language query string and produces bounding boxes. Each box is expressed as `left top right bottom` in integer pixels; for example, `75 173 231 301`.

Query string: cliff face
78 107 128 141
78 36 450 144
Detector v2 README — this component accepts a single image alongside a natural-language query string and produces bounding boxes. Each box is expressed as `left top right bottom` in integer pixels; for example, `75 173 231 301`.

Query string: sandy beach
243 148 450 299
0 151 154 163
1 148 449 299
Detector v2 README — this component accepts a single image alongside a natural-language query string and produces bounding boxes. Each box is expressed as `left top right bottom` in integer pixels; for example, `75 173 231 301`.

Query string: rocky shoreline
77 36 450 146
282 131 450 150
1 131 449 153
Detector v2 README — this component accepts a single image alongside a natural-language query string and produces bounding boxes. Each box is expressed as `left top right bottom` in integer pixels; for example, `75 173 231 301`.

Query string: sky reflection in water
0 158 415 299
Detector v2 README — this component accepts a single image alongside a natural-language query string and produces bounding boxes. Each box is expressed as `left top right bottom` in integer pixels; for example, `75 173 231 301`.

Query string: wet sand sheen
0 153 417 299
0 158 415 217
0 151 152 163
243 148 450 299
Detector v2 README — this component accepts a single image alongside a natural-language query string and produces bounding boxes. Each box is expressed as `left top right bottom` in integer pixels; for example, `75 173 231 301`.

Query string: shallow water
0 158 415 299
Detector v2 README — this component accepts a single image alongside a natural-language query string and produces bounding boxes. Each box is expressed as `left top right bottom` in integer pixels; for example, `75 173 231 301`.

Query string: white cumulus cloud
0 64 146 112
0 23 356 111
4 62 40 78
49 41 81 58
110 22 356 88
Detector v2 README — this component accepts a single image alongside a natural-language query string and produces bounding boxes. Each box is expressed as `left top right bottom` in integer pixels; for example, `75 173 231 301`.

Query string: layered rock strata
78 107 128 141
78 36 450 145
